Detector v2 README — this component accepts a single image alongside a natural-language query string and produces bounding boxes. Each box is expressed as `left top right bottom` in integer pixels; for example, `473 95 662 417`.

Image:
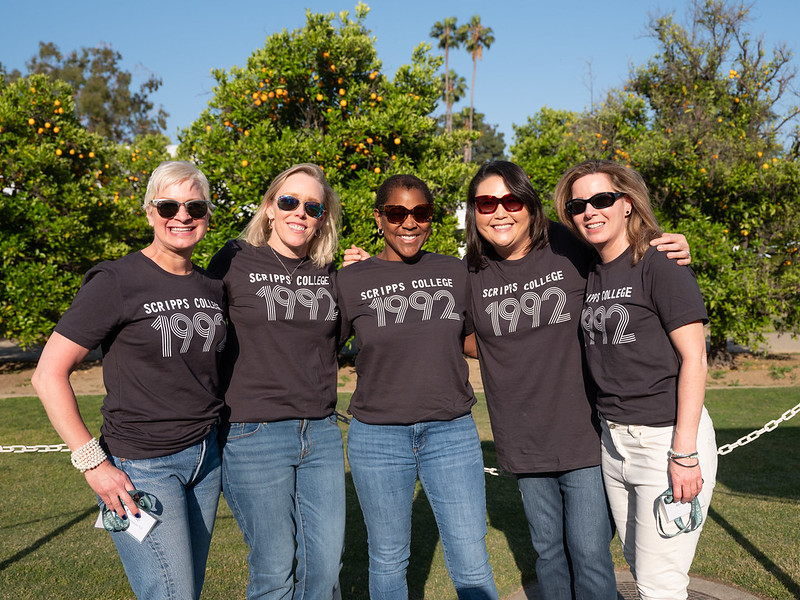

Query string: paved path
505 570 763 599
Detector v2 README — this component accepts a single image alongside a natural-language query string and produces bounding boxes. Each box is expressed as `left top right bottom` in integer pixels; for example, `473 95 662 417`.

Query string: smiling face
474 175 532 260
374 186 432 262
146 179 209 260
266 172 327 259
569 172 632 262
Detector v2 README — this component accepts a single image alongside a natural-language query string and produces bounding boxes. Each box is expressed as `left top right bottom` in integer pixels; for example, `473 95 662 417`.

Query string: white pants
601 407 717 600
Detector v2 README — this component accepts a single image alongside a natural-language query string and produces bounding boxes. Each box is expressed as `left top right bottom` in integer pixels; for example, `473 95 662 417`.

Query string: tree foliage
23 42 169 144
178 3 476 267
441 108 506 164
513 0 800 364
0 73 168 345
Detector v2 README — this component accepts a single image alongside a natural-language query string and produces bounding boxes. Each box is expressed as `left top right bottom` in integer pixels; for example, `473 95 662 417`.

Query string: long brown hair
553 160 661 264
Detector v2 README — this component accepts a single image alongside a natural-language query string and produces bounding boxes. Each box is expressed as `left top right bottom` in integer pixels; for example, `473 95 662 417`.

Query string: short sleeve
54 266 124 350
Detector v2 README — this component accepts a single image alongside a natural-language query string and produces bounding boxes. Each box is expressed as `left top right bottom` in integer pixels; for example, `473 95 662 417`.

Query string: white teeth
586 223 603 230
492 224 512 230
288 223 307 231
171 227 193 232
400 235 417 240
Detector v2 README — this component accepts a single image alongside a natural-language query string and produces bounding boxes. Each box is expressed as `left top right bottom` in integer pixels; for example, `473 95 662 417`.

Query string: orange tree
0 72 168 345
178 3 475 266
513 0 800 364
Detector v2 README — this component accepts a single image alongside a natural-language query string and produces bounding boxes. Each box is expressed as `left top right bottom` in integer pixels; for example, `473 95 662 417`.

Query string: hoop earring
377 228 384 237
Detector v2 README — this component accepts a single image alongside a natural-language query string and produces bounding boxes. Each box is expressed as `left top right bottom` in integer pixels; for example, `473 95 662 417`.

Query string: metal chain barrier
3 401 799 464
716 400 800 455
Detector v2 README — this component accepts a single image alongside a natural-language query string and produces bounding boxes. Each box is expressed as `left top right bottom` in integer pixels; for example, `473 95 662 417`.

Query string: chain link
717 401 800 455
0 444 70 453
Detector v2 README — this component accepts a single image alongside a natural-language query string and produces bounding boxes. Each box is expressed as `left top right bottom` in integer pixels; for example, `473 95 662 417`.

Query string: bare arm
651 233 691 265
463 333 478 359
667 321 707 503
32 332 139 517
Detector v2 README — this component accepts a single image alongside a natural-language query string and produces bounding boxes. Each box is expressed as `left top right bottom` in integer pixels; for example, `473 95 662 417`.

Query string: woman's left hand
651 233 691 265
668 458 703 504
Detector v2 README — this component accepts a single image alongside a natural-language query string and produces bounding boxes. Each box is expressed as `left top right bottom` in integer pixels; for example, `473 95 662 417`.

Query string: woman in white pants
554 159 717 600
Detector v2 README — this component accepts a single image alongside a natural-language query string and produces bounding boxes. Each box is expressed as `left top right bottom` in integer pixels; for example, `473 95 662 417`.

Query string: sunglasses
151 199 211 219
565 191 626 216
380 203 434 225
474 194 525 214
276 195 325 219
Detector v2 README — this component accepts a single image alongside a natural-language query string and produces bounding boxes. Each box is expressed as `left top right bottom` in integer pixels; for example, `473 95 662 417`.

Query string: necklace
270 245 306 283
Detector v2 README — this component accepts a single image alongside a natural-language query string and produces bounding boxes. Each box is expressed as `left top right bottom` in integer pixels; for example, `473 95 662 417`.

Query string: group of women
33 155 715 600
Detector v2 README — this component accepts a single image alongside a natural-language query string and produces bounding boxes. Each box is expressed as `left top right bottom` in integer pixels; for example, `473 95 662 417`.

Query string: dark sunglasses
474 194 525 214
151 199 211 219
565 191 626 216
380 204 434 224
276 195 325 219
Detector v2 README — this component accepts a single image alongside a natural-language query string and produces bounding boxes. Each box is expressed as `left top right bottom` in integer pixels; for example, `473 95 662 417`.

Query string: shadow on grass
0 505 96 572
714 428 800 499
482 441 537 589
708 506 800 597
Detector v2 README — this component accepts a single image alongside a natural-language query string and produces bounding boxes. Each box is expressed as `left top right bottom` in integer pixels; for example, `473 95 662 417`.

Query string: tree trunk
444 47 452 134
465 57 477 162
708 333 736 369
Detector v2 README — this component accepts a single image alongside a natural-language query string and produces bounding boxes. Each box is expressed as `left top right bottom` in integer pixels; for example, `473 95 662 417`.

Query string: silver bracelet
70 437 108 473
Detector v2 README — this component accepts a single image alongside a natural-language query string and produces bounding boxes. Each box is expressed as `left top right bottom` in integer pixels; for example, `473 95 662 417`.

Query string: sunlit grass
1 389 798 599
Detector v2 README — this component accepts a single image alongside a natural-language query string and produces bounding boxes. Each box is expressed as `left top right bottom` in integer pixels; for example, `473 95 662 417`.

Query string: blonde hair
554 160 662 264
143 160 213 214
242 164 341 267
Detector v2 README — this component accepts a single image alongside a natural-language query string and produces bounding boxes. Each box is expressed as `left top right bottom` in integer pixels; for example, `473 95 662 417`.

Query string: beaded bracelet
70 437 108 473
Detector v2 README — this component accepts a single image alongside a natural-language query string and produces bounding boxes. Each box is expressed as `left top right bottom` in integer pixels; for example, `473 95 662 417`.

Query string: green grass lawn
1 389 798 599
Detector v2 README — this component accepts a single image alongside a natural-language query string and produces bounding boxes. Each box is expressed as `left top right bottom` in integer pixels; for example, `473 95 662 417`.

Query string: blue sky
2 0 798 149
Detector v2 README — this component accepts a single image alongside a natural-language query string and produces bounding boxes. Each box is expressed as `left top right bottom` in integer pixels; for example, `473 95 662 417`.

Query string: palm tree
441 69 467 109
430 17 467 133
465 15 495 161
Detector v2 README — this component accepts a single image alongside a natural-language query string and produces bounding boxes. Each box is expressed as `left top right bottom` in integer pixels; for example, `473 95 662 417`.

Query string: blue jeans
347 414 498 600
517 466 616 600
107 426 221 600
222 415 346 599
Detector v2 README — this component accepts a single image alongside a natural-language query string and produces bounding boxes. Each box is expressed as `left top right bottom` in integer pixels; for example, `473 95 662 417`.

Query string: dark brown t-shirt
208 240 339 422
336 252 475 425
582 246 708 427
55 251 226 459
469 222 601 473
